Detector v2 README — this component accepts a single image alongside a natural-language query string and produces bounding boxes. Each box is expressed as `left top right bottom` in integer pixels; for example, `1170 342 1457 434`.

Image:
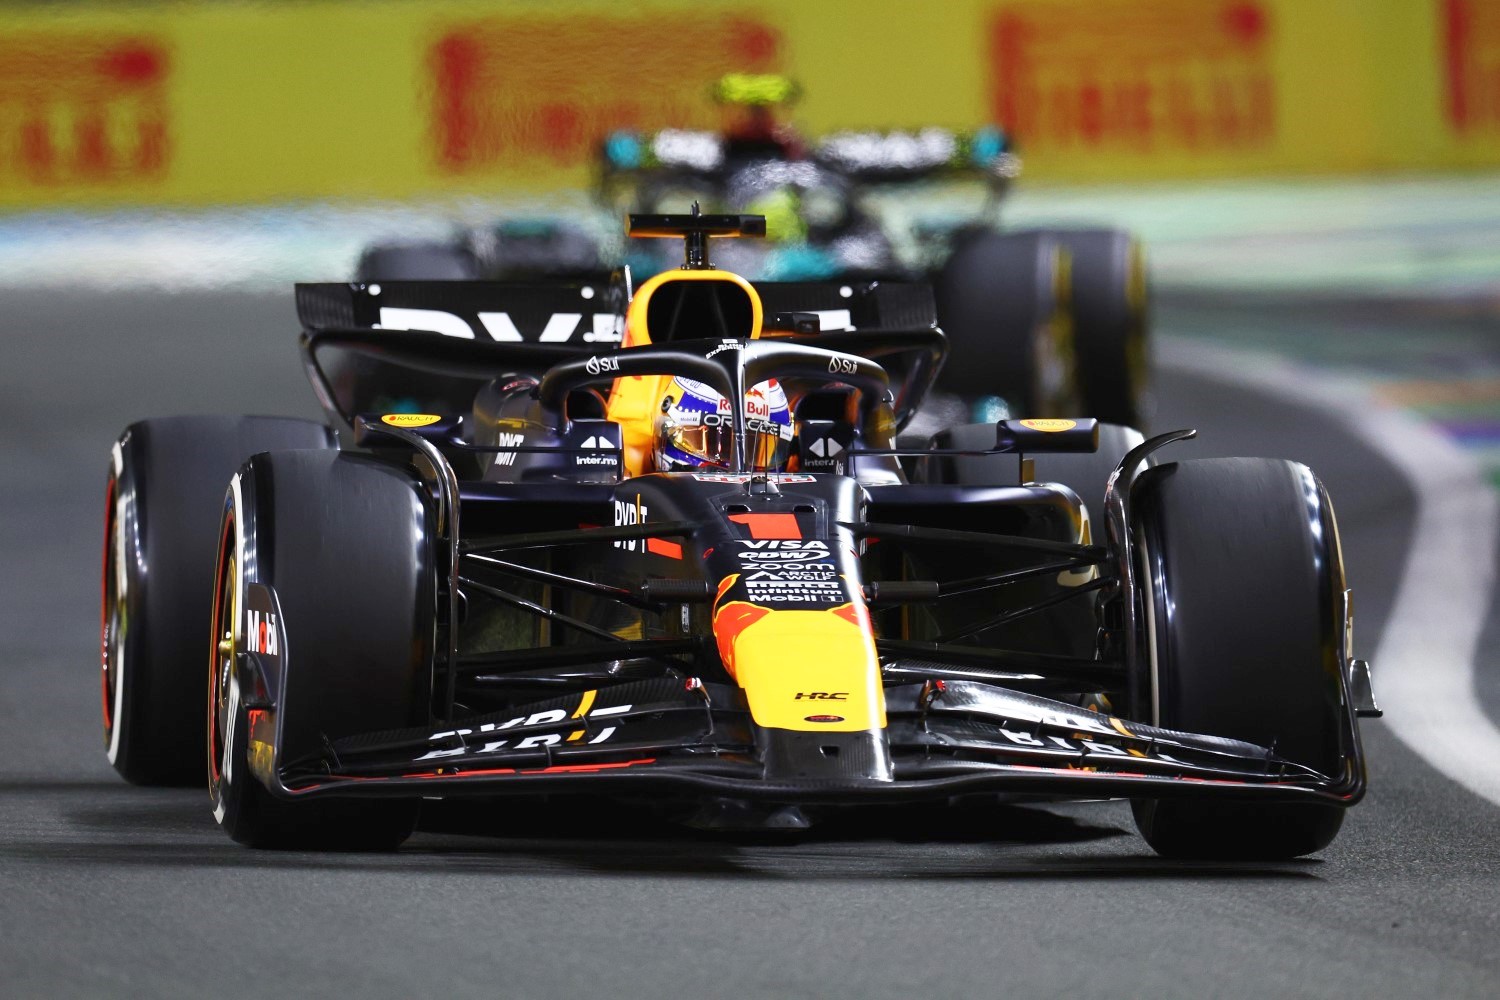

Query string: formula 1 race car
102 213 1377 858
357 75 1148 429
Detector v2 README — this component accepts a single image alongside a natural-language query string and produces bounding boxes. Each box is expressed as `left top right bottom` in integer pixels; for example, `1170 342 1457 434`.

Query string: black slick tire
1130 458 1349 860
208 450 431 849
1045 228 1149 428
101 416 335 786
932 229 1076 415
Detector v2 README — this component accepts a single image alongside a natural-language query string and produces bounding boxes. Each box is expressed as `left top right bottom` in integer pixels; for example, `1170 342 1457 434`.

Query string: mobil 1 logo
244 583 284 663
735 541 847 605
741 567 845 604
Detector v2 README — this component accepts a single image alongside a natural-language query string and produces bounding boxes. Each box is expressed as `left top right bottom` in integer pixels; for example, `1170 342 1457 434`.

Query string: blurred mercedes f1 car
104 213 1377 858
358 74 1148 429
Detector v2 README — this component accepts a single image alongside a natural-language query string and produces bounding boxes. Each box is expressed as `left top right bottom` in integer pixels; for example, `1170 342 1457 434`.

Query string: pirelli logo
989 1 1275 154
427 13 783 173
0 34 171 186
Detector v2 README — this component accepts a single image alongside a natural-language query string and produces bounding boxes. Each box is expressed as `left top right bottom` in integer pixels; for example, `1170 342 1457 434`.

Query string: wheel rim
101 475 125 752
1135 516 1165 727
207 512 236 792
1036 248 1079 415
1122 240 1150 411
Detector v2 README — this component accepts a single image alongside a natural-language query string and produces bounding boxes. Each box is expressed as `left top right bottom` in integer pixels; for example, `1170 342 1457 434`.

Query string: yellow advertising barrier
0 0 1496 210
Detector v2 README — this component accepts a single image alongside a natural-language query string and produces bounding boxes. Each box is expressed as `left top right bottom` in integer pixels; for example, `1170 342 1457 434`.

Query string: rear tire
102 416 335 786
1045 228 1149 428
1130 458 1349 860
209 450 431 849
933 229 1077 415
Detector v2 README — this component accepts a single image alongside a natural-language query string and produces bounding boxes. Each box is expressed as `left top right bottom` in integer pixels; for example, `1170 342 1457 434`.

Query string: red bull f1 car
102 213 1378 858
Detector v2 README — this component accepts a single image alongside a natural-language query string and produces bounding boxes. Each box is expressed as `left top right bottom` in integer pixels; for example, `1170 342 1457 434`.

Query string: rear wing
294 270 943 431
295 272 937 341
814 127 1019 184
598 126 1018 186
296 273 628 430
295 271 628 345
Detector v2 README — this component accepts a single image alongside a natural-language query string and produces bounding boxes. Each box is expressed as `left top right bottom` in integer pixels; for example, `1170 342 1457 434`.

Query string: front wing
271 677 1365 807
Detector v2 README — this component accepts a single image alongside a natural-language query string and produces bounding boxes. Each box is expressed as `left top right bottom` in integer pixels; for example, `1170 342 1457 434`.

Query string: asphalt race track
3 287 1498 998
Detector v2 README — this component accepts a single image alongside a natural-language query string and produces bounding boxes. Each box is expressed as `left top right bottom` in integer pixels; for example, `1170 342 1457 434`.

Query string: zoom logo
827 357 859 376
585 355 620 376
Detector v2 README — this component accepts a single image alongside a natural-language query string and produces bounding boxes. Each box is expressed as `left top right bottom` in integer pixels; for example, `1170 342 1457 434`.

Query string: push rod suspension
456 575 626 644
935 577 1112 643
842 521 1107 562
456 637 706 674
462 552 659 610
876 639 1124 684
461 520 697 555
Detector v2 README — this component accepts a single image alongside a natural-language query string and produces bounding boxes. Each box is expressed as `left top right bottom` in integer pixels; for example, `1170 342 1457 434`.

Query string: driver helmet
655 376 793 472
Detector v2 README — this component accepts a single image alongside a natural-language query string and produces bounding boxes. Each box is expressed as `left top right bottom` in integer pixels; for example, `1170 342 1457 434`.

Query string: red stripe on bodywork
645 537 683 559
405 758 658 779
728 512 801 539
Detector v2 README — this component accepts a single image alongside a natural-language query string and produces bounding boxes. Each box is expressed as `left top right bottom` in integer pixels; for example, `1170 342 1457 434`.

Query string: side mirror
996 418 1099 453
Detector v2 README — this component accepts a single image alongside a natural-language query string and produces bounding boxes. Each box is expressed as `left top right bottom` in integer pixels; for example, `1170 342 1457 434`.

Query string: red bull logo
0 34 171 186
428 13 783 173
989 1 1275 154
745 386 770 420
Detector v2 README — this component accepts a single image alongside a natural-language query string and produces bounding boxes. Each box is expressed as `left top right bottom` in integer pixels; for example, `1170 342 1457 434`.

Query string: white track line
1164 337 1500 808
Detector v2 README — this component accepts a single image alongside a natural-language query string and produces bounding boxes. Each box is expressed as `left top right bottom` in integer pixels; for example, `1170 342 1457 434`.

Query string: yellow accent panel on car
717 603 886 733
603 373 673 478
381 413 441 427
1019 418 1076 432
605 269 765 476
621 268 764 347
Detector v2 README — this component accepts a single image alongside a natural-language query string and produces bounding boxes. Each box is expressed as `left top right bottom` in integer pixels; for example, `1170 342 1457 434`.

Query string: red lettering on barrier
426 14 783 174
989 1 1275 155
0 34 171 187
1444 0 1500 133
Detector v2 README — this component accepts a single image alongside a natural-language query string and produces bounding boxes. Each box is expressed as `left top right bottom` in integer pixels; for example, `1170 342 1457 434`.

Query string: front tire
209 450 431 849
1130 458 1350 860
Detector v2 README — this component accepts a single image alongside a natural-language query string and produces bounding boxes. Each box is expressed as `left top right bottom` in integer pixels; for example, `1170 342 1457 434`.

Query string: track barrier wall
1 0 1497 210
